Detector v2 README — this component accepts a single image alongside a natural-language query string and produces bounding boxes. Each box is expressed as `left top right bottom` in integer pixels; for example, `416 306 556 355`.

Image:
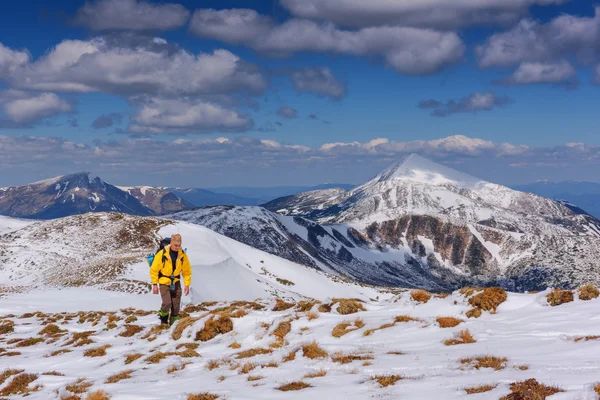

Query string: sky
0 0 599 188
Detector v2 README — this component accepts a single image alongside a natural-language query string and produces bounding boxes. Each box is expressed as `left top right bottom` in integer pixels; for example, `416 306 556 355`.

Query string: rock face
119 186 195 215
0 173 153 219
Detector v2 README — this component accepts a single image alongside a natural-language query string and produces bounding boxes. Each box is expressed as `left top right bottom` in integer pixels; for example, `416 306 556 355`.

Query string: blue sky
0 0 599 187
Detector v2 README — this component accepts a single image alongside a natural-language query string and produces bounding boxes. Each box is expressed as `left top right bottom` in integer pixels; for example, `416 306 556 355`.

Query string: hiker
150 234 192 325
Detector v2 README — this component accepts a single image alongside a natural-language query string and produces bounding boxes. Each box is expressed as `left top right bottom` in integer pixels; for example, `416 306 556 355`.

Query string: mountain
515 181 600 219
207 154 600 291
165 187 262 207
0 172 153 219
208 184 356 204
119 186 195 214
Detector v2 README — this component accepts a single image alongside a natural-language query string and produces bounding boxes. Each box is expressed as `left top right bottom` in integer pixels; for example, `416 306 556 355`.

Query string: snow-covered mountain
515 180 600 219
118 186 195 215
0 172 154 219
198 154 600 291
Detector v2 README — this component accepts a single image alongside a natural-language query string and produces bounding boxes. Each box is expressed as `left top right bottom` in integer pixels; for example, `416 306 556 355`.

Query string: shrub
579 284 599 301
105 370 134 384
195 316 233 342
547 289 574 306
302 341 328 359
460 356 507 371
465 384 497 394
499 379 563 400
411 290 432 304
469 288 507 311
372 375 402 387
444 329 476 346
276 381 311 391
436 317 463 328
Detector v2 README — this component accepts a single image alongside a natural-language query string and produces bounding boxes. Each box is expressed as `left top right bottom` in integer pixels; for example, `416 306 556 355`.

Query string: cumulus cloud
0 43 30 79
280 0 569 30
128 97 253 134
0 90 72 126
74 0 190 31
1 37 266 97
499 60 578 86
189 9 465 75
91 112 122 129
477 7 600 68
418 92 513 117
277 106 299 119
291 67 346 100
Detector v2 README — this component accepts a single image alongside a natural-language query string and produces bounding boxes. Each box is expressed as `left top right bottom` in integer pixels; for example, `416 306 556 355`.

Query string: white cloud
128 97 253 134
291 67 346 99
280 0 569 29
2 38 266 97
74 0 190 31
277 106 299 119
0 43 30 79
502 60 577 85
189 9 465 75
477 7 600 67
0 90 72 124
418 92 513 117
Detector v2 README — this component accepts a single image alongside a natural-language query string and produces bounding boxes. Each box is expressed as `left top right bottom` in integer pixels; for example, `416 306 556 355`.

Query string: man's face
171 234 182 251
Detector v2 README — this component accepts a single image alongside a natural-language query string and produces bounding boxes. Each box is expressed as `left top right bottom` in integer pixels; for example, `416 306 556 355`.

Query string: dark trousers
159 281 182 316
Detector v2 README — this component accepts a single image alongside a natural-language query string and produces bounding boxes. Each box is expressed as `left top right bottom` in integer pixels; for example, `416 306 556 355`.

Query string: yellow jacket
150 245 192 287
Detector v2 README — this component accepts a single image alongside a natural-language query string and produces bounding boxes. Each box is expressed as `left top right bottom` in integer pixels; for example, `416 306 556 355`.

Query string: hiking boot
159 315 169 325
170 315 180 325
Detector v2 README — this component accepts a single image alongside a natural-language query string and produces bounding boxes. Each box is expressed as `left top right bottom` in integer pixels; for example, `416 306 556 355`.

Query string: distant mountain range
515 181 600 219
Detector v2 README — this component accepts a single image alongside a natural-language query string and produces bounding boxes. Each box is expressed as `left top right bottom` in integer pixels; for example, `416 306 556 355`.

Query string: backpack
146 237 172 267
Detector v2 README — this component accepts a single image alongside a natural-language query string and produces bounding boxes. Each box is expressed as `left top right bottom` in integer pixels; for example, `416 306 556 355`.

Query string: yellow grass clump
85 390 111 400
283 349 298 362
272 320 292 342
272 299 295 312
465 384 497 394
105 370 134 384
333 298 366 315
119 325 144 338
0 372 39 396
372 375 403 387
460 356 508 371
84 344 111 357
276 381 312 391
302 341 328 359
15 337 44 347
469 287 507 311
167 362 191 374
247 375 263 381
39 323 67 336
444 329 476 346
239 362 257 374
411 290 432 304
124 353 143 364
0 321 15 335
303 369 327 379
594 383 600 395
176 342 200 351
66 378 93 394
547 289 574 306
332 319 364 338
187 394 219 400
172 316 200 340
499 379 563 400
145 351 177 364
195 316 234 342
466 308 482 319
578 284 599 301
236 348 273 359
0 369 24 385
436 317 463 328
331 351 373 364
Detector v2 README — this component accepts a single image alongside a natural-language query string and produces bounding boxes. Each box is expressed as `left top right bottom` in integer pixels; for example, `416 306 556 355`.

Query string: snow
90 193 101 203
0 215 35 235
1 288 600 399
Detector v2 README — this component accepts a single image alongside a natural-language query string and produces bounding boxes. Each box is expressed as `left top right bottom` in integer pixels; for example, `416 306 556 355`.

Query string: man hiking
150 234 192 325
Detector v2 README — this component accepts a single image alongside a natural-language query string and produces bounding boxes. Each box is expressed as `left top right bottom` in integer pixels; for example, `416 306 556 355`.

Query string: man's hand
184 286 190 296
152 285 159 295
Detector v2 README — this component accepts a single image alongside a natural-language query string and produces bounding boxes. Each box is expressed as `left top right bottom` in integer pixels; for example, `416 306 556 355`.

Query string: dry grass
262 360 279 368
499 379 563 400
303 369 327 379
119 325 144 338
296 300 319 312
195 316 233 342
124 353 143 364
273 299 295 312
460 356 508 371
176 342 200 350
236 348 273 359
229 341 242 349
436 317 464 328
15 337 44 347
43 371 65 376
302 341 328 359
39 323 67 336
594 383 600 395
84 344 111 357
172 316 200 340
247 375 263 381
187 394 219 400
465 384 497 394
331 351 373 364
466 308 482 318
272 320 291 342
516 365 529 371
48 349 72 357
141 324 170 340
394 315 420 323
0 369 24 385
372 375 403 387
444 329 476 346
105 370 134 384
85 390 111 400
124 315 137 323
64 331 95 347
333 298 366 315
177 349 200 358
239 362 257 374
318 303 332 313
0 372 39 396
0 321 15 335
283 349 298 362
276 381 312 391
332 319 364 338
572 335 600 342
66 378 93 394
306 310 319 321
364 323 395 337
411 290 432 304
387 351 405 355
459 287 483 297
469 287 507 311
547 289 574 306
206 359 221 371
578 284 599 301
145 351 177 364
0 351 22 357
167 362 191 374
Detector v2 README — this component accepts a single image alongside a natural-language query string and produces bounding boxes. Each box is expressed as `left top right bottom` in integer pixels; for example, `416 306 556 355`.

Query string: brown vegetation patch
547 289 574 306
239 362 257 374
459 287 483 297
48 349 72 357
85 390 111 400
572 335 600 342
303 369 327 379
187 394 219 400
578 284 599 301
119 325 144 338
0 373 39 396
84 344 111 357
229 341 241 349
195 316 233 342
124 353 143 364
276 278 295 286
15 337 44 347
145 351 177 364
141 324 170 340
394 315 420 323
318 303 332 313
272 299 295 312
39 323 67 336
372 375 403 387
272 320 292 343
276 381 312 391
178 349 200 358
0 320 14 335
167 362 192 374
411 290 432 304
466 308 482 319
595 383 600 395
465 384 497 394
105 370 134 384
206 359 221 371
444 329 476 346
436 317 463 328
247 375 263 381
469 287 507 311
296 301 319 312
236 348 273 359
124 315 137 323
0 369 24 385
302 341 328 359
460 356 508 371
64 331 95 347
66 378 93 394
283 349 298 362
333 298 366 315
500 379 563 400
387 351 405 355
331 351 373 364
172 316 200 341
332 318 364 338
176 342 200 351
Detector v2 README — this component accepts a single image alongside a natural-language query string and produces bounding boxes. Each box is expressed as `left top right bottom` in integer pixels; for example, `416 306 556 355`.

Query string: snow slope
1 289 600 399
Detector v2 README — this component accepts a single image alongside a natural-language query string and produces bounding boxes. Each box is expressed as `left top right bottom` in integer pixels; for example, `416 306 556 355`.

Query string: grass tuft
239 362 257 374
124 353 143 364
119 325 144 338
0 373 39 396
460 356 508 371
465 384 497 394
66 378 93 394
469 287 507 311
145 351 177 364
499 379 563 400
333 298 366 315
331 351 373 364
39 323 67 336
411 290 432 304
302 341 328 359
444 329 476 346
42 371 65 376
15 337 44 347
283 349 298 362
547 289 574 306
276 381 312 391
466 308 482 318
85 390 111 400
0 369 24 385
303 369 327 379
105 370 134 384
272 299 295 312
84 344 111 357
195 316 233 342
578 284 599 301
187 394 219 400
372 375 402 387
436 317 464 328
236 348 273 359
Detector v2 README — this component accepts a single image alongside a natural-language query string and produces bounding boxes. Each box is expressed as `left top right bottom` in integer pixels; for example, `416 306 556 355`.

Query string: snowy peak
372 153 485 189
